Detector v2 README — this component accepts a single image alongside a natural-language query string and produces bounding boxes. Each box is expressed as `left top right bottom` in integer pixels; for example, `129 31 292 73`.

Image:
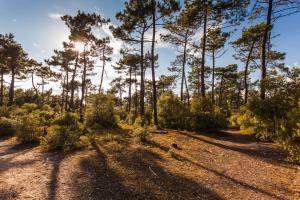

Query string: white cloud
48 13 63 20
33 42 40 47
12 19 17 23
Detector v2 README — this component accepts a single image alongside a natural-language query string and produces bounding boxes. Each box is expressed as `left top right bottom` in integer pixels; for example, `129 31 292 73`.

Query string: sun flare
74 41 85 53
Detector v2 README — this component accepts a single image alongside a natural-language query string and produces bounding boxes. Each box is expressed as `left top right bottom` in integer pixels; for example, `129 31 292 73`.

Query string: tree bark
260 0 273 100
151 0 158 127
181 34 188 102
200 4 208 98
70 53 78 111
0 70 4 106
99 46 106 93
244 40 255 104
128 65 132 112
212 50 215 103
80 51 87 122
8 66 15 106
140 25 146 117
31 71 39 104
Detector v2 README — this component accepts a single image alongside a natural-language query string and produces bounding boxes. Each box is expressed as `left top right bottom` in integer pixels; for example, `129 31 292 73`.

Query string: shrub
157 92 189 129
53 112 79 128
132 126 149 142
191 112 228 130
0 117 19 136
21 103 38 113
190 97 227 130
85 93 117 129
101 133 124 144
41 125 81 151
16 113 44 143
229 106 257 129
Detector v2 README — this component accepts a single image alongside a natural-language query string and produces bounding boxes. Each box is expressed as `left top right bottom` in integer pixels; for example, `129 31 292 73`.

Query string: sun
74 41 85 53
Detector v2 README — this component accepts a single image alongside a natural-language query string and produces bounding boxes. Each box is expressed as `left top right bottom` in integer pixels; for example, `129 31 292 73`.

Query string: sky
0 0 299 93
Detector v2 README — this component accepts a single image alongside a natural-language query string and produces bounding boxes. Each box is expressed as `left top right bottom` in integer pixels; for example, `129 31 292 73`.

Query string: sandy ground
0 128 299 200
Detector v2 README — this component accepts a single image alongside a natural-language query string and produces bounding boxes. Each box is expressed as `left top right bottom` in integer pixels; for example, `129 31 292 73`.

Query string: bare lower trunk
8 66 15 106
80 53 87 122
260 0 273 100
151 2 158 127
200 5 208 98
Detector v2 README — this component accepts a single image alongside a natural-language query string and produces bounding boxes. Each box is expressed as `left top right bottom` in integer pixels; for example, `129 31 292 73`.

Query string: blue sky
0 0 299 92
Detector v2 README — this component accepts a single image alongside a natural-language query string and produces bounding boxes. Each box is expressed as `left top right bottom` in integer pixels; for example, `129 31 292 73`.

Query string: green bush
190 97 227 130
190 112 228 130
41 125 81 151
229 106 257 129
132 126 150 142
16 114 44 143
0 117 19 136
157 92 189 129
85 93 117 129
53 112 79 128
21 103 38 113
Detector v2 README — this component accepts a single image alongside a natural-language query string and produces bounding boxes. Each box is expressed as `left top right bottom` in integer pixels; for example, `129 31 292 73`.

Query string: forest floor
0 124 299 200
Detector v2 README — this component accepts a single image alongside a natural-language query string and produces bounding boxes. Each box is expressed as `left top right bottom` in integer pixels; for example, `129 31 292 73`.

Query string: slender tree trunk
61 76 65 113
184 75 190 107
65 68 69 111
31 71 39 104
134 70 138 116
200 4 208 98
99 46 105 93
8 66 15 106
128 65 132 112
140 25 146 117
80 52 87 122
70 53 78 111
181 34 188 102
212 50 215 103
0 70 3 106
41 76 45 105
197 66 200 95
260 0 273 100
151 1 158 127
244 41 255 104
218 75 224 107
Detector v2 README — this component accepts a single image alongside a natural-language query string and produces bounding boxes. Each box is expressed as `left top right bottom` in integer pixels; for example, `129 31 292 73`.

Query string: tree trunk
244 40 255 104
181 34 188 102
65 68 69 111
99 46 106 93
200 4 208 98
218 75 224 107
80 52 87 122
8 66 15 106
140 25 146 117
212 50 215 103
0 70 4 106
70 53 78 111
260 0 273 100
151 1 158 127
31 71 39 104
128 65 132 112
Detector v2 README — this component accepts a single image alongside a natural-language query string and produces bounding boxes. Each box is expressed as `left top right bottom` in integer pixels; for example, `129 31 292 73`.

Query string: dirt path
0 130 299 200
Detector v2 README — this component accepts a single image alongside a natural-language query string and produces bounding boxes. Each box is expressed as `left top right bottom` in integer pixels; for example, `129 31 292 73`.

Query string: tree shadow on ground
177 131 293 167
47 154 65 200
70 143 223 200
0 142 39 157
198 129 257 144
146 139 286 199
0 188 18 200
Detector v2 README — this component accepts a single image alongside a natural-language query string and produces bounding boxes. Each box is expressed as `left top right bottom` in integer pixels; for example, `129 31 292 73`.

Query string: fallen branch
149 166 158 177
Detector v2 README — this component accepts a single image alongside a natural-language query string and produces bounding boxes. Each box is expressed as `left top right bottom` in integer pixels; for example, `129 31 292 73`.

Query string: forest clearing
0 0 300 199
